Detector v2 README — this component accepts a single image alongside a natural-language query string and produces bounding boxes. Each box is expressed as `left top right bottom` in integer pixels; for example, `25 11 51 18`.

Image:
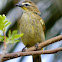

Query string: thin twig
0 30 7 62
3 31 7 52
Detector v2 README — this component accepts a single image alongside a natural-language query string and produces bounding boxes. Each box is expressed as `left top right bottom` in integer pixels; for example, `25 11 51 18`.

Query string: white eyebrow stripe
22 3 31 5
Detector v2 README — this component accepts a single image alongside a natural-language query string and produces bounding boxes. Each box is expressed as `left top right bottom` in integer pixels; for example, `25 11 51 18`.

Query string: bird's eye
24 4 31 6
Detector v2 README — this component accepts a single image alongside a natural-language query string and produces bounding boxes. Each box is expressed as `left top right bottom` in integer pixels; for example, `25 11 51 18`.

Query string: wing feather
40 19 45 33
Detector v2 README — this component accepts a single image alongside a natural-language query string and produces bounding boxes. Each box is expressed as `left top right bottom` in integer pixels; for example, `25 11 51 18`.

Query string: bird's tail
33 48 43 62
33 55 41 62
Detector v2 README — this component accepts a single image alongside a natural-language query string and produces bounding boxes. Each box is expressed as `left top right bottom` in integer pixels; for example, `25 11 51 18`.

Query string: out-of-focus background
0 0 62 62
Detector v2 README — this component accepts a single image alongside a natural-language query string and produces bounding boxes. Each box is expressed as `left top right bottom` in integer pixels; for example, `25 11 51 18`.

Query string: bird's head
15 0 41 15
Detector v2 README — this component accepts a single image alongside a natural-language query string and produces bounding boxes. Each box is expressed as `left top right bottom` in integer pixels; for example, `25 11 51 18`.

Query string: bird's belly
20 23 43 47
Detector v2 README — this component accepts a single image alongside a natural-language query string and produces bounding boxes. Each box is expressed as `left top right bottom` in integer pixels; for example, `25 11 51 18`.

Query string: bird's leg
22 46 26 52
35 42 39 51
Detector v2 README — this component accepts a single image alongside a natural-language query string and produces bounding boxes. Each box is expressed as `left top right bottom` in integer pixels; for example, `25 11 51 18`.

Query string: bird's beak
15 4 24 7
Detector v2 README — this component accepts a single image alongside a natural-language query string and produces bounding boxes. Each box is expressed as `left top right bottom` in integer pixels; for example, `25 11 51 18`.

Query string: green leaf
0 35 4 38
2 14 6 20
20 33 24 37
7 30 24 44
12 30 17 35
15 40 20 42
8 30 11 37
5 22 11 27
12 34 21 39
0 38 3 41
0 35 4 41
3 20 8 24
0 14 11 31
0 27 3 31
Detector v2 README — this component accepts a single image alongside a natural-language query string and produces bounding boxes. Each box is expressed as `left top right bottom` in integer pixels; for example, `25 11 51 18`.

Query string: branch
0 35 62 61
25 35 62 51
0 47 62 61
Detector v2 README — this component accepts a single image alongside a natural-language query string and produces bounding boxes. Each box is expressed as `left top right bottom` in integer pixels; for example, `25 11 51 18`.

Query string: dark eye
24 4 31 6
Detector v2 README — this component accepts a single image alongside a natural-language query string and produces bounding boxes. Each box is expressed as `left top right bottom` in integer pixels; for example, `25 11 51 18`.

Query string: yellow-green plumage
16 1 45 62
18 11 45 47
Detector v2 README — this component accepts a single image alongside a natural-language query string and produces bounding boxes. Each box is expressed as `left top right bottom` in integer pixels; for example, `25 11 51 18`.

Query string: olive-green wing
40 19 45 33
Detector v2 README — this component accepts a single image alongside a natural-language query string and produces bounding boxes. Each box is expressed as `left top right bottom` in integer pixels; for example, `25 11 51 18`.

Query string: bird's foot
35 42 39 51
22 46 26 52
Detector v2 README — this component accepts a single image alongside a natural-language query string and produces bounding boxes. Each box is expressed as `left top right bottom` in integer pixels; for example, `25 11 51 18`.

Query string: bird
15 0 45 62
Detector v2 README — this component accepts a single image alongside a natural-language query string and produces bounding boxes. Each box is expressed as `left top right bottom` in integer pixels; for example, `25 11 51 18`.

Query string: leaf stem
3 29 7 53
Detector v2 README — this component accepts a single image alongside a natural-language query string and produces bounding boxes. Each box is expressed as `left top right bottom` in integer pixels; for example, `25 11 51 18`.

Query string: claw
22 46 26 52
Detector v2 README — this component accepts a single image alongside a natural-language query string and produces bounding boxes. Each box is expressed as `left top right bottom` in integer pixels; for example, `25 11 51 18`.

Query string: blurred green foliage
0 14 24 44
7 30 24 44
0 14 11 31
